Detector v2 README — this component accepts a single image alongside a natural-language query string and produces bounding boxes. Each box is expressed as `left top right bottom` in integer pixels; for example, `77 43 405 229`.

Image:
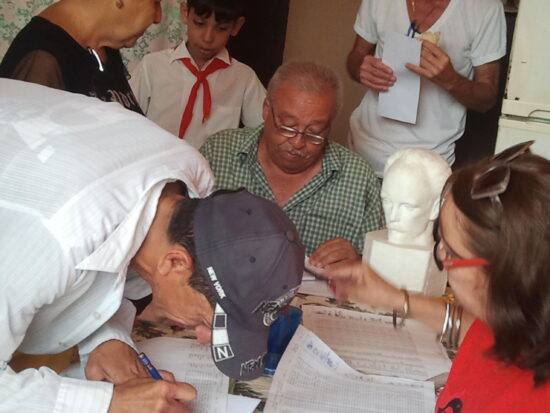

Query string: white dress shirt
0 79 214 413
129 43 266 148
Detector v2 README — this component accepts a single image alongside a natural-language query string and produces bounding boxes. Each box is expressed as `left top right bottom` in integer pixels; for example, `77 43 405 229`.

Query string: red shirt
435 319 550 412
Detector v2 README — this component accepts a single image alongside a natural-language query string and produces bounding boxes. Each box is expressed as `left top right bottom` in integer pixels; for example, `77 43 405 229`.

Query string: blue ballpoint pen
138 352 163 380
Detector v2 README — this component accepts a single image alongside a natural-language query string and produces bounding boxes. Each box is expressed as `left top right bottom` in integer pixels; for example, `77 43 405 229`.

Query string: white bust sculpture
363 148 451 296
381 148 451 247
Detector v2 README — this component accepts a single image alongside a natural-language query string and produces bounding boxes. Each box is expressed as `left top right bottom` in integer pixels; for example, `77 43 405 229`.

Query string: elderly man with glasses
200 61 384 267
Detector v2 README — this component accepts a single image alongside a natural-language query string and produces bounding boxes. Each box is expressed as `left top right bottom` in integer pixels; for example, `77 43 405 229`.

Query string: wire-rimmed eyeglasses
269 105 327 146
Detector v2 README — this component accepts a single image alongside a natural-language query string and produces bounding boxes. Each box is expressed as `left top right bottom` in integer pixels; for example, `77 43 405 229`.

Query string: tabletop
131 293 450 412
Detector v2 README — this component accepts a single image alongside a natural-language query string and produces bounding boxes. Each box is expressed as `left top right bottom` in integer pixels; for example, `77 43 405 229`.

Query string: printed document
302 306 451 380
137 337 258 413
264 326 435 413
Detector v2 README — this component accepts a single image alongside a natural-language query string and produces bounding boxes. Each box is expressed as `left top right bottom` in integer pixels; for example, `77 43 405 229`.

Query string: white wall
283 0 365 146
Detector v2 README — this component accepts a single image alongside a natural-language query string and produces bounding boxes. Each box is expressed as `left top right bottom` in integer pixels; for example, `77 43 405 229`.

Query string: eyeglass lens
470 164 510 201
269 104 325 145
278 126 324 144
491 140 534 163
432 218 491 270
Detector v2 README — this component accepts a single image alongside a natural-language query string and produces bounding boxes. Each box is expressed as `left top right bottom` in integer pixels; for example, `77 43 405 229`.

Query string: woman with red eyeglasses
325 141 550 411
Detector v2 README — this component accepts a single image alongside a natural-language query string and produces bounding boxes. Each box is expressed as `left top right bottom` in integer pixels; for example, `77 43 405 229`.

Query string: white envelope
378 32 422 124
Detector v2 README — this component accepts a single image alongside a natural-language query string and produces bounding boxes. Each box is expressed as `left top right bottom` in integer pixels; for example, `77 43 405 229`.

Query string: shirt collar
75 181 167 274
170 42 231 67
236 124 264 163
320 140 342 177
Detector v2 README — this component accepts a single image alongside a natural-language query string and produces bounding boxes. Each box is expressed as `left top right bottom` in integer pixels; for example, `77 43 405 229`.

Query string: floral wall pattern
0 0 185 71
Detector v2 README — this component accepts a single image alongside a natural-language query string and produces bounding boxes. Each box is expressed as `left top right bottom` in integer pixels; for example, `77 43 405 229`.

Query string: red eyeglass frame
433 220 490 270
440 256 489 270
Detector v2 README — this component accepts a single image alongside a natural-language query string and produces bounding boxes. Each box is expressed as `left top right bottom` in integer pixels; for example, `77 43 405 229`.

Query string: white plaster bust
362 149 451 296
381 148 451 248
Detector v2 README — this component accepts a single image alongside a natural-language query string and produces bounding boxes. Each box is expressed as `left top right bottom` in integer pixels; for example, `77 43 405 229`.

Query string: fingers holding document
109 378 197 413
323 260 404 310
359 55 396 91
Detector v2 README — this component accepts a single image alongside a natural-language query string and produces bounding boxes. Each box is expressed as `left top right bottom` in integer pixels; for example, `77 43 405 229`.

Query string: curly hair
447 153 550 386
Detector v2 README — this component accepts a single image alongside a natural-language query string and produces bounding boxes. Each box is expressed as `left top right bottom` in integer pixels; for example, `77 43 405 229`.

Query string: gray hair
384 148 451 198
267 61 343 115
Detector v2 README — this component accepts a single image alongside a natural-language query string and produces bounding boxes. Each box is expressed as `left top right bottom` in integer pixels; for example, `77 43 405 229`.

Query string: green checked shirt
200 125 384 255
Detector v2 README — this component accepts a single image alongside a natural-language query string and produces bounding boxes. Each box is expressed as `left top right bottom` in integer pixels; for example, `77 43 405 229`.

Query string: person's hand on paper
109 377 197 413
322 260 403 310
309 238 361 268
359 55 396 91
86 339 175 384
405 40 459 90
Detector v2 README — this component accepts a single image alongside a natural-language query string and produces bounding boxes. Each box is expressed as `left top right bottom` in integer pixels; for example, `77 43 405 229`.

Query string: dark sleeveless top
0 17 143 114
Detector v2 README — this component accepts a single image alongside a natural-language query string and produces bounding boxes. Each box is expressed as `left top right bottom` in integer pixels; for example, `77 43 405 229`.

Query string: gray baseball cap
193 189 304 380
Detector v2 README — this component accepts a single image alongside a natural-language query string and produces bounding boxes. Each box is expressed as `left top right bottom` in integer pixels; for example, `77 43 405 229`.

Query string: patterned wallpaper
0 0 186 71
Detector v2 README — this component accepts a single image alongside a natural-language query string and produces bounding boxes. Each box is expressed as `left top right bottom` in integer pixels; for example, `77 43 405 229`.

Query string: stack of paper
301 306 451 381
264 326 436 413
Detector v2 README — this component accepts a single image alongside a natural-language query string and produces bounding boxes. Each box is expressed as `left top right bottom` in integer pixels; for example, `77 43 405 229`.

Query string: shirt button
58 342 67 348
93 312 101 320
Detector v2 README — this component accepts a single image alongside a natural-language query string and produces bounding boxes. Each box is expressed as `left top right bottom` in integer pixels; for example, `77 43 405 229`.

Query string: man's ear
230 16 246 36
262 98 270 121
180 2 189 24
157 246 194 277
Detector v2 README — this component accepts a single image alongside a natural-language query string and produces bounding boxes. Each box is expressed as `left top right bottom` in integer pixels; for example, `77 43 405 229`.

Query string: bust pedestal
363 230 447 297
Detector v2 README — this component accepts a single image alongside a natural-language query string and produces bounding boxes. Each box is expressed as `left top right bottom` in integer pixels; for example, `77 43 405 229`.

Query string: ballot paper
137 337 259 413
227 394 261 412
378 32 422 124
302 306 451 381
303 256 325 280
298 280 335 298
299 256 334 297
264 326 435 413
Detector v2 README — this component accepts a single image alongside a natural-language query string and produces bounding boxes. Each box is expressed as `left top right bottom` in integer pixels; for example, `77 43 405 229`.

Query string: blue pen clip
407 21 416 38
138 352 163 380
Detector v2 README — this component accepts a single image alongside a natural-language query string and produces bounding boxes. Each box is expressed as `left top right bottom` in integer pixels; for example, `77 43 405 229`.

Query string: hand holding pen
138 352 163 380
108 352 197 413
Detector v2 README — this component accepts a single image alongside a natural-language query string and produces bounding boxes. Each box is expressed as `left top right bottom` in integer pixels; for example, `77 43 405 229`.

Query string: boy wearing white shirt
130 0 265 148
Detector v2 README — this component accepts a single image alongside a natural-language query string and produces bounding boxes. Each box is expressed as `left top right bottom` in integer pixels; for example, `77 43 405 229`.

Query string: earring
116 0 123 9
